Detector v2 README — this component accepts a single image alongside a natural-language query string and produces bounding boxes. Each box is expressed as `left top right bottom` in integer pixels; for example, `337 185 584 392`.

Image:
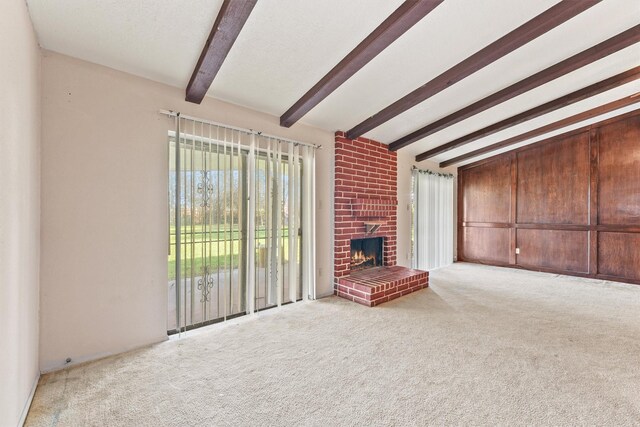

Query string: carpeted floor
26 263 640 426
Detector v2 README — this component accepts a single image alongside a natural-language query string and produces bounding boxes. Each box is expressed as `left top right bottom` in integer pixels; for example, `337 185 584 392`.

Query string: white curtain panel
301 145 316 300
245 135 317 311
412 169 454 271
246 134 257 314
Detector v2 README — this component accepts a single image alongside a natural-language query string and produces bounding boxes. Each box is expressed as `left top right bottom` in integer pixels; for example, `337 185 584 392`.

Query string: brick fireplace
334 132 428 306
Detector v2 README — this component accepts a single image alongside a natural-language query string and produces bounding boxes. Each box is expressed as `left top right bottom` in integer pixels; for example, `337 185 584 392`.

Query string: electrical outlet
515 247 520 255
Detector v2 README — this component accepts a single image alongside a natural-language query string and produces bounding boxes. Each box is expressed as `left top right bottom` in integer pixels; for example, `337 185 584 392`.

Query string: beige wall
0 1 41 425
396 150 457 269
38 48 454 374
40 51 334 372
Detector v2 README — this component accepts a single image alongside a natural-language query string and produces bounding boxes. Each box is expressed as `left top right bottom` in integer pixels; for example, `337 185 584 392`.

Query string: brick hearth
333 132 428 306
337 266 428 307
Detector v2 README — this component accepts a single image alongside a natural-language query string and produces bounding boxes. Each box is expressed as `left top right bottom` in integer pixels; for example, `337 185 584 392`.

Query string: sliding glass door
168 137 245 332
168 123 305 334
253 152 302 310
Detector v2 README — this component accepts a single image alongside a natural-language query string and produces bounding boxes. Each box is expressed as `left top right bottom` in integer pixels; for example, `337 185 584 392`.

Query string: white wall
0 1 41 425
39 52 334 372
395 150 457 269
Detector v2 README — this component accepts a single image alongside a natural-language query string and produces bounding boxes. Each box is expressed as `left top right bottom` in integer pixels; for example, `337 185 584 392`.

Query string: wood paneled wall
458 111 640 284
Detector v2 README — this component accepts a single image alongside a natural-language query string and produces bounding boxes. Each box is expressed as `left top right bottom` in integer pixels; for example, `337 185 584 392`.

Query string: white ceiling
27 0 640 166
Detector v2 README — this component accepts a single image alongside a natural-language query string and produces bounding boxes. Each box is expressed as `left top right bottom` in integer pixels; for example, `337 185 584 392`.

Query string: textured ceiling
27 0 640 165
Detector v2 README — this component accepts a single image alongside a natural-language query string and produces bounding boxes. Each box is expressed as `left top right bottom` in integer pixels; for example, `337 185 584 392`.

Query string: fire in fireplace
350 237 383 271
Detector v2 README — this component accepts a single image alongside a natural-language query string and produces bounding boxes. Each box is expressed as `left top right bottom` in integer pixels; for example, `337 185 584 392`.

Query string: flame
351 249 376 269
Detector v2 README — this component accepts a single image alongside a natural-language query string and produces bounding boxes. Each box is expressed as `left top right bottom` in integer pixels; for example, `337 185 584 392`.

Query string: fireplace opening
350 237 383 271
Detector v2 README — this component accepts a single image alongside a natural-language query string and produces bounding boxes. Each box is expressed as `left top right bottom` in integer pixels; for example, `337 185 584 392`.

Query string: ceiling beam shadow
280 0 443 128
438 93 640 168
415 66 640 161
392 24 640 152
345 0 600 140
186 0 257 104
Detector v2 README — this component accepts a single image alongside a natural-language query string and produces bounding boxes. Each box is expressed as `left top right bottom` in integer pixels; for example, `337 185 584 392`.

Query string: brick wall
334 131 398 291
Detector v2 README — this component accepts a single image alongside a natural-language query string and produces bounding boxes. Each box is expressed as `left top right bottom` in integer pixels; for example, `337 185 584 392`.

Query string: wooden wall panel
462 227 510 264
461 157 511 223
598 232 640 280
516 229 588 273
458 111 640 285
516 131 590 224
597 115 640 225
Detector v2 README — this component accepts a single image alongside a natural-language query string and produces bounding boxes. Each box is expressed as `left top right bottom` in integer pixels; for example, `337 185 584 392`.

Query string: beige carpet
26 263 640 426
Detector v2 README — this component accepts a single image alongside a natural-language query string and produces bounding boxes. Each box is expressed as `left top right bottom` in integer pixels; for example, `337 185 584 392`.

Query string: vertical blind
167 112 316 334
412 168 454 271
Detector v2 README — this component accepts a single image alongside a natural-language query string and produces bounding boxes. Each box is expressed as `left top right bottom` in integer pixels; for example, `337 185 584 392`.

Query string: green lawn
168 226 297 279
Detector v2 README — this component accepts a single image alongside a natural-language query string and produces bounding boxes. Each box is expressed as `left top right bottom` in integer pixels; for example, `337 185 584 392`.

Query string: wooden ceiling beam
391 24 640 151
279 0 443 128
438 94 640 168
415 66 640 161
186 0 257 104
345 0 600 140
